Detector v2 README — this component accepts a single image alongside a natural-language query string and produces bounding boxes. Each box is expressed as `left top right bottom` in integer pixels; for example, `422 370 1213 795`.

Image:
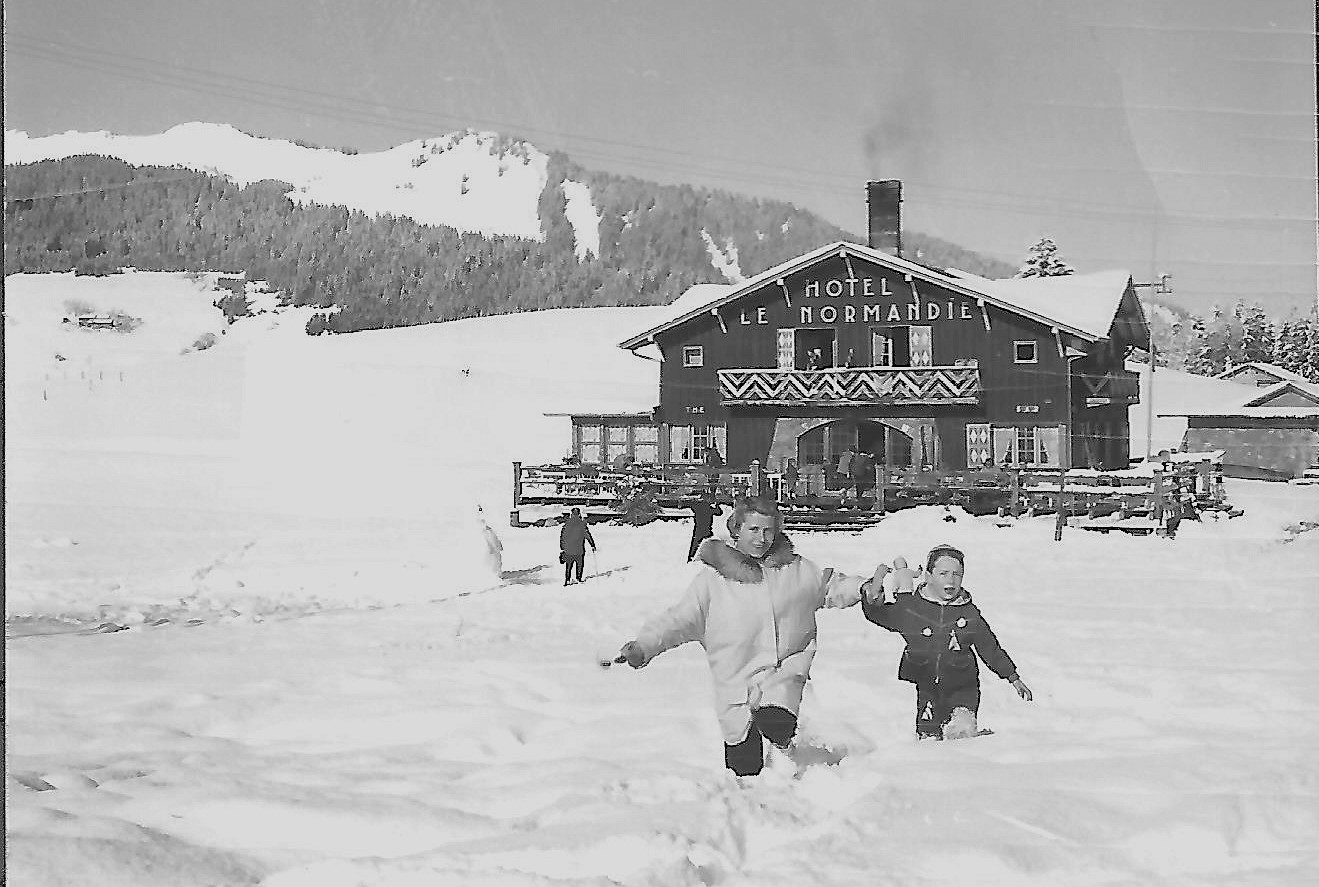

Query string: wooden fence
509 452 1232 534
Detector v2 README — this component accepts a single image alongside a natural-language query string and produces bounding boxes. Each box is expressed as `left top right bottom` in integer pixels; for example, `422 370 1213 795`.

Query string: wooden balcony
1080 370 1140 406
718 365 982 407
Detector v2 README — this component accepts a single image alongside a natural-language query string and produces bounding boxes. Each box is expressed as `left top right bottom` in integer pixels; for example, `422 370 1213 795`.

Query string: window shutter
909 326 932 367
966 423 992 467
777 329 795 370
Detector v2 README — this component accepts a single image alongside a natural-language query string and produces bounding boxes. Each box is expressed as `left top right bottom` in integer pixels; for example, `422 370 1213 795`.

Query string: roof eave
618 241 1108 348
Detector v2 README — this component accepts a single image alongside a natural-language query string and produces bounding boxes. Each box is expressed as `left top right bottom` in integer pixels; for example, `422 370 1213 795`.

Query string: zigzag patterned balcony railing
717 366 982 406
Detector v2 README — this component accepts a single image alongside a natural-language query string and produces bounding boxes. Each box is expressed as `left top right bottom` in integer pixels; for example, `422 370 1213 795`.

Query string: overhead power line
11 34 1314 235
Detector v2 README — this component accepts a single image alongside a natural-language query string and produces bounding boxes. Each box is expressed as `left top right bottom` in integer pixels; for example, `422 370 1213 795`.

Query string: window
668 424 726 463
682 345 703 368
871 326 913 366
577 424 602 464
992 424 1061 467
795 329 836 369
872 330 894 367
1015 426 1039 464
632 425 659 464
1014 340 1038 364
605 425 629 464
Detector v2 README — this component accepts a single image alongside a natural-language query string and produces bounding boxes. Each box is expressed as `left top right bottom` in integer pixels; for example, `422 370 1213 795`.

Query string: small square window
682 346 704 368
1013 341 1038 364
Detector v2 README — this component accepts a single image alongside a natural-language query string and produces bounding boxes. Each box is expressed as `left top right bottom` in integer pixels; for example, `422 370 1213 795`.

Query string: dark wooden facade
612 242 1145 477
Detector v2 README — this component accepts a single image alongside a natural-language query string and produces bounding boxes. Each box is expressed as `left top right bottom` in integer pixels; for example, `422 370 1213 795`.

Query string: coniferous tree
1239 302 1275 365
2 154 1029 335
1014 237 1075 278
1183 313 1217 375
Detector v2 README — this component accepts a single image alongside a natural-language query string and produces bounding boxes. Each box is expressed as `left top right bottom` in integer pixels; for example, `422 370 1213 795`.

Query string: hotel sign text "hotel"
735 275 977 326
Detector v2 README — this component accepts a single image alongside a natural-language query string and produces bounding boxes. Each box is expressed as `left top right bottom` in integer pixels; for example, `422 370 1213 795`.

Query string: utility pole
1133 274 1173 461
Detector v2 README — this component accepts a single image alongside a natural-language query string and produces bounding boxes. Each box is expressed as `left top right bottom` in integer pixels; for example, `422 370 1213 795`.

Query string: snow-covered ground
6 273 1319 886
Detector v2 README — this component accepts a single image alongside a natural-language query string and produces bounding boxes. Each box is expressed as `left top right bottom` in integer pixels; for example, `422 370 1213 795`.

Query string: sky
5 0 1317 317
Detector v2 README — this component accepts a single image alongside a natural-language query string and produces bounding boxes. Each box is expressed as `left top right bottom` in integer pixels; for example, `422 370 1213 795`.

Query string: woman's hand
1010 677 1033 701
863 564 890 603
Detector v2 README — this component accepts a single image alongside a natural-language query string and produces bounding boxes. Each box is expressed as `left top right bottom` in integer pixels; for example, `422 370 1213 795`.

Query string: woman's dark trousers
724 706 798 775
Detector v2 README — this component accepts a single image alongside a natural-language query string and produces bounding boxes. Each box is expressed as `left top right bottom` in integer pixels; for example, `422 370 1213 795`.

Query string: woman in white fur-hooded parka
616 496 888 777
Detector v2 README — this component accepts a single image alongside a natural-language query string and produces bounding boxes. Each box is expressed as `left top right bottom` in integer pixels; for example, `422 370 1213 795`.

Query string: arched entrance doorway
794 419 915 491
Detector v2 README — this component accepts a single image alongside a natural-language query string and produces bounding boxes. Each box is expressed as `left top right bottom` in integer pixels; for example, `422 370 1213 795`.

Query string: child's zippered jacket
861 589 1018 690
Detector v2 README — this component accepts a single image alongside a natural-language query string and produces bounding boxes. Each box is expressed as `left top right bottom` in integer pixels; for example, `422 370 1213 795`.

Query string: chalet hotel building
568 182 1148 477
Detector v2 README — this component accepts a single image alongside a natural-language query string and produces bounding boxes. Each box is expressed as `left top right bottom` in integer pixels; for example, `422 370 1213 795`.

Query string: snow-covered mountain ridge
4 122 602 257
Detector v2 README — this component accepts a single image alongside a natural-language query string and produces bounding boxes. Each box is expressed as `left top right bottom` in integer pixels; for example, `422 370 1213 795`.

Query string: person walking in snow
559 507 597 585
861 545 1032 740
687 493 722 561
614 496 889 777
476 505 504 580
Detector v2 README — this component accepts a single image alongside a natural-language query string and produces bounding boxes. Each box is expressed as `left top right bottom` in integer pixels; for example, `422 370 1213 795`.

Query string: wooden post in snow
1008 469 1021 517
1152 470 1165 525
1054 467 1067 541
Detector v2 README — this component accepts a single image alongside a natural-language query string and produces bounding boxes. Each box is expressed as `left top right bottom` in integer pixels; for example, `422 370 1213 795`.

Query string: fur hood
695 535 798 583
915 584 972 607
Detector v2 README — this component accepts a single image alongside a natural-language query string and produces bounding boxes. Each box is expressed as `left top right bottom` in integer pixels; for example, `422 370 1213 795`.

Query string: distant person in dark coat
851 449 873 497
687 495 722 561
559 507 597 585
703 446 725 493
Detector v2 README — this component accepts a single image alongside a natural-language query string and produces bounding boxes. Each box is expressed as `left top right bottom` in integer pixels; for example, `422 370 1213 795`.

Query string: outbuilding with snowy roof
1160 379 1319 480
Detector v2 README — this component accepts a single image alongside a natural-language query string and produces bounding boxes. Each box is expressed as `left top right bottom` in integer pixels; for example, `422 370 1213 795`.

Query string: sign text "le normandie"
737 275 976 326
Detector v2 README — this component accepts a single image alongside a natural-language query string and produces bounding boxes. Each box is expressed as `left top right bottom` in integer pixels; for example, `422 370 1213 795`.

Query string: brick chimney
866 180 902 257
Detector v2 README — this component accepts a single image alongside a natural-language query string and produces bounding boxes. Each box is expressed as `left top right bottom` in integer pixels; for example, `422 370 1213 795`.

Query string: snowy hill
6 272 1318 887
4 122 597 251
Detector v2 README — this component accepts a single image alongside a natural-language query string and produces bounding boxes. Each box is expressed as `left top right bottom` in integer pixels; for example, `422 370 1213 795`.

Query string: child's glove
1010 676 1033 701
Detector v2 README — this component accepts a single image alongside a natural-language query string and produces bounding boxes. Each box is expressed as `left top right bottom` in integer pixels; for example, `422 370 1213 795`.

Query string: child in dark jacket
862 545 1032 739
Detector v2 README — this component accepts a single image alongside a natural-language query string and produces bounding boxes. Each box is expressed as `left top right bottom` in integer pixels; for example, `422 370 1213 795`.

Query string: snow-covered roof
943 269 1134 340
1216 362 1312 384
1159 379 1319 418
1164 406 1319 419
643 283 738 331
1241 380 1319 407
619 241 1135 350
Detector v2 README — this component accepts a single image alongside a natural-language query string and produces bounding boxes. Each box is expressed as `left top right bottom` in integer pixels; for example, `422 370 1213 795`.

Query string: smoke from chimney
866 180 902 257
